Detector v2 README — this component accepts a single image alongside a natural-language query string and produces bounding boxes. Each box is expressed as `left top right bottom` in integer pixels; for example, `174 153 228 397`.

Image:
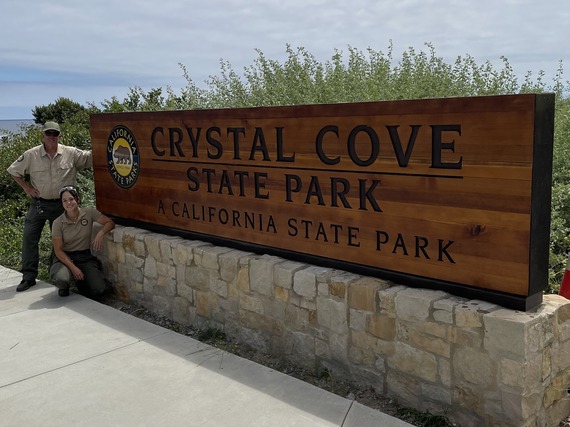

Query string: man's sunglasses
44 131 60 137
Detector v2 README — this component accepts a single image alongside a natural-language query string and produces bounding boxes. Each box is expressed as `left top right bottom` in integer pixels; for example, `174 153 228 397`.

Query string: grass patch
396 407 454 427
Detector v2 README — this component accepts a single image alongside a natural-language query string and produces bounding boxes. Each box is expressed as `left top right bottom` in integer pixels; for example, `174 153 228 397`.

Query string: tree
32 97 86 125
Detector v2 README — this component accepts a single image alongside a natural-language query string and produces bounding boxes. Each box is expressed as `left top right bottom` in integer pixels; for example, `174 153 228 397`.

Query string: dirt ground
99 293 570 427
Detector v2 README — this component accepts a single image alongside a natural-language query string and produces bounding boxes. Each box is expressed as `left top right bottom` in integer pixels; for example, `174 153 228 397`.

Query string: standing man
7 121 93 292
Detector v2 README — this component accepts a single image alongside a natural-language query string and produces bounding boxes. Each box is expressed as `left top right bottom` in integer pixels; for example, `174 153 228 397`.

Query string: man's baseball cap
42 121 61 133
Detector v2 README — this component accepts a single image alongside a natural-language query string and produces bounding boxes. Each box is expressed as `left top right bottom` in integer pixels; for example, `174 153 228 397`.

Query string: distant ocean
0 119 35 135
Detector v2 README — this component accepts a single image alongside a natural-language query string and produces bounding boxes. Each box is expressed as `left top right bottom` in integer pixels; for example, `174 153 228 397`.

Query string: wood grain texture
91 94 554 299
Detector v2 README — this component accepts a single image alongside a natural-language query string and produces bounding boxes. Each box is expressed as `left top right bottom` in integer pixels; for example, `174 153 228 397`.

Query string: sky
0 0 568 119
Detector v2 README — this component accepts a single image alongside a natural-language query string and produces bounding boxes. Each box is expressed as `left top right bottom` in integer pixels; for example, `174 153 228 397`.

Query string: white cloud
0 0 568 118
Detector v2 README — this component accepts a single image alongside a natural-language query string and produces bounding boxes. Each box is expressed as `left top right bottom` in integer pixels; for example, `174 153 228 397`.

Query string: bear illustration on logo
113 145 132 165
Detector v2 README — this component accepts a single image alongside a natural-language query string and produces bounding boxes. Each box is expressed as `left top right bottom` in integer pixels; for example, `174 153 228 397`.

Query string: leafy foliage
0 199 25 268
32 97 87 125
1 43 569 293
396 407 454 427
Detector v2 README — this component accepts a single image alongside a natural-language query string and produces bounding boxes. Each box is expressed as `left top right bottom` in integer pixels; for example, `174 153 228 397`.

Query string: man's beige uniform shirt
7 144 92 199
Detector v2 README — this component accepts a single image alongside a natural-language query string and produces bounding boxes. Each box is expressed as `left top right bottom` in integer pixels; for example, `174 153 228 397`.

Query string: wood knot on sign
470 224 486 236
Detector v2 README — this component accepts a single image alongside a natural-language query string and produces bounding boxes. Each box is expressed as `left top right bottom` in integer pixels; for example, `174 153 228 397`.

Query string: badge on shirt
80 219 89 226
16 154 24 162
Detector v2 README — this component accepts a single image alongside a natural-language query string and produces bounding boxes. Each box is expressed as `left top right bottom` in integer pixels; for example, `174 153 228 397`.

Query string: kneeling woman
50 185 115 298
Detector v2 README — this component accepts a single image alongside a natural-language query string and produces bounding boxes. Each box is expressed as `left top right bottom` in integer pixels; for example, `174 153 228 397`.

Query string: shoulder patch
16 154 24 162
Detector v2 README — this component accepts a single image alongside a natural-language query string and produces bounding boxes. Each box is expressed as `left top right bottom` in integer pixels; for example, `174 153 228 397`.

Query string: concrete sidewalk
0 265 412 427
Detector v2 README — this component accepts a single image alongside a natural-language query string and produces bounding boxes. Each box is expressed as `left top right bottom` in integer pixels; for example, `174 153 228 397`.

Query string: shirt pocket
59 161 75 170
29 162 49 174
58 161 77 181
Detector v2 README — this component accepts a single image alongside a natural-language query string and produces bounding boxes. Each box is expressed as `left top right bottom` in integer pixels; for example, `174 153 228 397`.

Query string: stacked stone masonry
101 225 570 426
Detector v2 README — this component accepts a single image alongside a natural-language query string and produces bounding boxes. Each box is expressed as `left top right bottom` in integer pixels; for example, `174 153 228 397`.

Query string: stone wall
101 225 570 426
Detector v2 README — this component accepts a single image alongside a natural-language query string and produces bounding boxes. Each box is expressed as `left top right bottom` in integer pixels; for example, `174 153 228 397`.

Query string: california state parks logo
107 125 140 188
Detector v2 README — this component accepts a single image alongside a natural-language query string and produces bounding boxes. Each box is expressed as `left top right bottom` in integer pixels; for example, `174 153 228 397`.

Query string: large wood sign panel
91 94 554 310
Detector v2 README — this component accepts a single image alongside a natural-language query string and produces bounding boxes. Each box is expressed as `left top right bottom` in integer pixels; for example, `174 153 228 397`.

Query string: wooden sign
91 94 554 310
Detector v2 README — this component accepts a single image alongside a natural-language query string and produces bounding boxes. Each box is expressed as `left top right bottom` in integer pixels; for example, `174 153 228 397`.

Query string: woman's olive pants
50 250 106 299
